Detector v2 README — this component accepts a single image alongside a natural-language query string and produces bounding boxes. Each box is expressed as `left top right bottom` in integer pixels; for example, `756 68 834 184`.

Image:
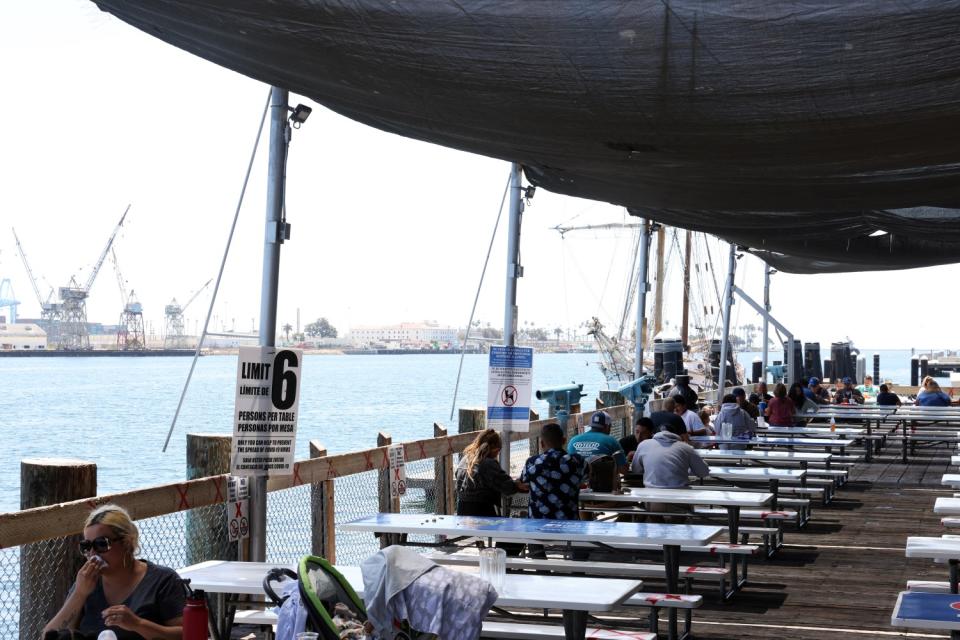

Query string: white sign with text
231 346 303 476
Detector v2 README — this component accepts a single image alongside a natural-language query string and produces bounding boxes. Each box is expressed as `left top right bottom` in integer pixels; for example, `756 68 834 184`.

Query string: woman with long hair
764 383 795 427
456 429 528 517
43 504 185 639
788 382 818 423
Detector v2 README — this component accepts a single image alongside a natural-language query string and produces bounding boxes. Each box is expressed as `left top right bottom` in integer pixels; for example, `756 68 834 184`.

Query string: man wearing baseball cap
834 377 865 405
804 377 831 404
567 410 628 473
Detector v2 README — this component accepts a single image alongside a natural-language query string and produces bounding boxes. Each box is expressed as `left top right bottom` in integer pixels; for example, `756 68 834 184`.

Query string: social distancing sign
389 444 407 498
227 476 249 542
231 346 303 476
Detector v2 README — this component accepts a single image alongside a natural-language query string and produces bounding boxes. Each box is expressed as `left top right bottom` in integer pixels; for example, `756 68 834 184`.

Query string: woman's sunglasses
79 536 119 554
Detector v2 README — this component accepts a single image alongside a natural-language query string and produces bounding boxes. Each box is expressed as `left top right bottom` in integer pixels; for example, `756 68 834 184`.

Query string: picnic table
342 513 723 639
177 559 645 640
691 435 853 454
580 487 773 542
891 591 960 638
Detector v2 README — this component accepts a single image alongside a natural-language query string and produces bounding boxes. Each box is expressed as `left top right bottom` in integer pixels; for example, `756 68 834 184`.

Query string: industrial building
348 322 457 348
0 323 47 351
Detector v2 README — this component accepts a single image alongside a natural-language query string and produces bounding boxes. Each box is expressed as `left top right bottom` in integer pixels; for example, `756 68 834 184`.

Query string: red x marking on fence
175 484 190 510
210 478 224 503
363 451 374 471
293 463 303 486
417 442 427 459
234 501 244 518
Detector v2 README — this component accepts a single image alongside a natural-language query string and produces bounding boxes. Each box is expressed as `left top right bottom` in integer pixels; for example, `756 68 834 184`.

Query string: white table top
581 487 773 508
934 498 960 515
952 455 960 466
179 560 295 595
341 513 722 546
906 536 960 561
177 560 642 611
759 426 864 436
707 466 806 480
692 436 853 448
697 449 832 462
943 474 960 488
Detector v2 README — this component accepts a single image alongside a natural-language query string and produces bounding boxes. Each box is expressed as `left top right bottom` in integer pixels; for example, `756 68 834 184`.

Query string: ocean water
0 348 929 513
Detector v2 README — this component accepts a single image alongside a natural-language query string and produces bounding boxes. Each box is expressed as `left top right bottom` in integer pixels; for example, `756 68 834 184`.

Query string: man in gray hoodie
714 393 757 450
630 421 710 520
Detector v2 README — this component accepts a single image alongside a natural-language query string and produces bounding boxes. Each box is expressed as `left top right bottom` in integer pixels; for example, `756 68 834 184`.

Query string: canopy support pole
716 245 737 402
732 285 793 389
499 163 524 513
250 86 290 563
634 218 651 379
761 264 772 381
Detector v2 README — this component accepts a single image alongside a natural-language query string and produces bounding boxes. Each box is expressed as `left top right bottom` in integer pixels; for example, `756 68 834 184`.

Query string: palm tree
554 327 563 342
282 323 293 342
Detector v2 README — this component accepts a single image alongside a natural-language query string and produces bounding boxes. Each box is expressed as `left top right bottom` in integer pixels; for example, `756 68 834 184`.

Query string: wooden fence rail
0 405 629 550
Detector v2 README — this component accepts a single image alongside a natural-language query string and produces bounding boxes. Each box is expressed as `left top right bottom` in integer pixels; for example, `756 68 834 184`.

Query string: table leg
864 420 872 462
562 609 587 640
902 420 909 464
664 544 680 640
768 481 779 512
215 592 227 640
951 559 959 594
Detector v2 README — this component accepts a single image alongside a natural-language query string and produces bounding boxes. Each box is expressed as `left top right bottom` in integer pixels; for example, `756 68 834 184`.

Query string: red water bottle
182 586 209 640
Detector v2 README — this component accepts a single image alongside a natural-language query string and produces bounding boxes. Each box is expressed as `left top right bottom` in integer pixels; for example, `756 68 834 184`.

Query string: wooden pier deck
229 446 957 639
657 446 955 639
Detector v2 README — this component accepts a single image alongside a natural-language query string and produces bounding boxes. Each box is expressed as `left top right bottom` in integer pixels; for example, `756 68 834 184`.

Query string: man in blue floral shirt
521 423 586 520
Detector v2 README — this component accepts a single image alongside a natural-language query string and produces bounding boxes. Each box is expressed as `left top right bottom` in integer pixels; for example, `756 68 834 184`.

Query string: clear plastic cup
479 546 506 593
296 633 319 640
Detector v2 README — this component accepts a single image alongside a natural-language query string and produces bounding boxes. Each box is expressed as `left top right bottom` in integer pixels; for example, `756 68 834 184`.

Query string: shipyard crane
110 247 145 350
0 251 19 323
58 205 130 350
12 228 62 344
164 278 211 349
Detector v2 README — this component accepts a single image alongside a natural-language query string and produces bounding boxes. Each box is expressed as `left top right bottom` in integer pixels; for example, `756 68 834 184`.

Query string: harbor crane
58 205 130 350
12 228 62 344
110 247 145 350
0 251 19 323
164 278 211 349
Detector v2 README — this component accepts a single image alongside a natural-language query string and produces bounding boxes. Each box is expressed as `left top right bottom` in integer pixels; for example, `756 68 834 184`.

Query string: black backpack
587 454 621 493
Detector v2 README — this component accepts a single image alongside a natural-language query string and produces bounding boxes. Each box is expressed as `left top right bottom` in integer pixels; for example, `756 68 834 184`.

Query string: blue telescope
535 384 586 432
618 374 657 418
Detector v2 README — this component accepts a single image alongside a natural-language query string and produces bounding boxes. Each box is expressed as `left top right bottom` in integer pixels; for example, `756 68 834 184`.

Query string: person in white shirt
672 395 707 436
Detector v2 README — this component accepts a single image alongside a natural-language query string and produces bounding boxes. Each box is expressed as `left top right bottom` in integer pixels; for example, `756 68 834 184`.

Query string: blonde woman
43 504 185 640
918 376 952 407
456 429 528 517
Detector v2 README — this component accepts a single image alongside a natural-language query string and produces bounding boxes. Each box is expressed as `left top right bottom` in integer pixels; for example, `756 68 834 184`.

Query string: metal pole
250 86 290 563
499 163 524 512
634 219 651 379
716 244 737 402
762 264 771 381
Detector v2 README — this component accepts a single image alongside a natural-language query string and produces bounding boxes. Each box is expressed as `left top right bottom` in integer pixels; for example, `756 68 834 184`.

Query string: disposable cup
479 546 506 593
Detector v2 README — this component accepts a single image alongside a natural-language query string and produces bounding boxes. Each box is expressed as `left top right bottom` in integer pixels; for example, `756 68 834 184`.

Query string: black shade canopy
92 0 960 272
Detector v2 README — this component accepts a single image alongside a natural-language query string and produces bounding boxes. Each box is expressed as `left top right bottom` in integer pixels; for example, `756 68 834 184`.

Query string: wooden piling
310 440 336 562
185 433 233 567
458 407 486 434
433 424 455 515
376 432 400 547
19 458 96 640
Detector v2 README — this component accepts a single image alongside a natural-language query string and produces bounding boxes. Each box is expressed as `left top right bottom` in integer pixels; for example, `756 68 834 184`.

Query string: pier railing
0 403 630 639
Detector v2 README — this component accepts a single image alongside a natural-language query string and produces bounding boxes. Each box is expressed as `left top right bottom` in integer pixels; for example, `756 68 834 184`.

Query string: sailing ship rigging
559 220 743 390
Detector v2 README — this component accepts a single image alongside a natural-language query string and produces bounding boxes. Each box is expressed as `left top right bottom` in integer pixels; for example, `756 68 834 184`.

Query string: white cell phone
91 554 108 568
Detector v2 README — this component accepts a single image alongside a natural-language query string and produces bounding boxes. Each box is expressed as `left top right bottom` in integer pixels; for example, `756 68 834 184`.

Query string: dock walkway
642 446 953 639
226 447 955 639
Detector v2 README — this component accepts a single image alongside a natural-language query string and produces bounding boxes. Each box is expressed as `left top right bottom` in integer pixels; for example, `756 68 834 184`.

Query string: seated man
630 421 711 520
732 387 760 419
804 377 831 404
876 383 902 407
523 423 586 520
619 417 655 462
834 377 865 405
857 375 879 399
673 395 708 435
568 410 628 474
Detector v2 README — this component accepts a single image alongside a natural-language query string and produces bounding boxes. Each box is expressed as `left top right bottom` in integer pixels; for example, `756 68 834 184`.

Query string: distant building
0 322 47 350
349 322 458 348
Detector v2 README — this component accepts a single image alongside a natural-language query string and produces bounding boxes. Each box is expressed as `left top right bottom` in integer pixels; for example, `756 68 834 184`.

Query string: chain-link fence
0 409 627 637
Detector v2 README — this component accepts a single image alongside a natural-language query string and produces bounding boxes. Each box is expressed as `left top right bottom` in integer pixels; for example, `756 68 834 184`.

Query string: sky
1 1 958 351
